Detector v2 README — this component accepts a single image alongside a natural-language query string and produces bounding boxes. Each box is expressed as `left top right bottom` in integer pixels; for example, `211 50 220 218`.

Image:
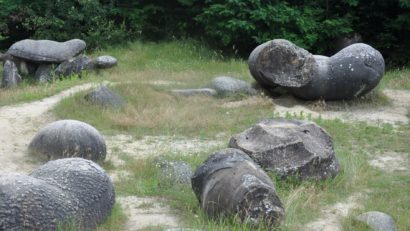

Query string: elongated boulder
7 39 86 63
170 88 217 97
55 55 94 77
229 119 340 180
248 39 316 88
84 85 125 108
0 158 115 230
191 148 284 227
28 120 106 161
1 60 22 88
289 43 385 100
211 76 257 96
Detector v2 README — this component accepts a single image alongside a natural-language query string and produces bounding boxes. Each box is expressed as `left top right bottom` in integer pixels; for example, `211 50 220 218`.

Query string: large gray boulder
7 39 86 63
0 158 115 230
229 119 340 180
55 55 94 77
1 60 22 88
28 120 107 161
191 148 284 227
84 85 125 108
248 39 316 88
289 43 385 100
94 55 117 69
355 211 397 231
211 76 257 96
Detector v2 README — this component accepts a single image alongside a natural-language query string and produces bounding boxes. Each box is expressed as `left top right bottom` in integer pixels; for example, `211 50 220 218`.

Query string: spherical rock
28 120 107 161
84 85 125 108
1 60 22 88
94 55 117 68
248 39 316 88
211 76 257 96
229 119 340 180
7 39 86 63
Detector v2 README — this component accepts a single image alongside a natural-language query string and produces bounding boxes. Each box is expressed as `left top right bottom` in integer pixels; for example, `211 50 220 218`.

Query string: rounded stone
211 76 257 96
28 120 107 161
84 85 125 108
94 55 117 68
355 211 397 231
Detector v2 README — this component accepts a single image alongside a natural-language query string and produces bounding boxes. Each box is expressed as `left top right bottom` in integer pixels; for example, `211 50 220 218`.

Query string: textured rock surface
84 85 125 108
229 119 340 180
289 43 385 100
0 158 115 230
248 39 316 88
94 55 117 68
35 64 56 83
7 39 86 63
1 60 22 88
170 88 217 97
355 211 397 231
191 148 284 227
28 119 107 161
211 76 257 96
157 160 193 185
55 55 94 77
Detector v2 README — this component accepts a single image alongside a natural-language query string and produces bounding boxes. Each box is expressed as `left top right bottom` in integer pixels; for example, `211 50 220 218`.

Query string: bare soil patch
369 152 409 173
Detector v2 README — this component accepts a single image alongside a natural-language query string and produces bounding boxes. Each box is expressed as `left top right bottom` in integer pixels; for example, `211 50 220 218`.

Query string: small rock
7 39 86 63
1 60 22 88
94 55 117 68
211 76 257 96
55 55 94 77
157 160 193 185
28 120 107 161
355 211 397 231
84 85 125 108
170 88 217 97
35 64 56 83
229 119 340 180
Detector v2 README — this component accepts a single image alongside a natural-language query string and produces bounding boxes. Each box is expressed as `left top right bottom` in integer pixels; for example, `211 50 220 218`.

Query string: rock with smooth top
211 76 257 96
94 55 117 68
355 211 397 231
84 85 125 108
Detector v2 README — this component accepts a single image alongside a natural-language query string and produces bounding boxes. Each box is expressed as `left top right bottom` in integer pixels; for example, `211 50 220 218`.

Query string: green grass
1 40 409 230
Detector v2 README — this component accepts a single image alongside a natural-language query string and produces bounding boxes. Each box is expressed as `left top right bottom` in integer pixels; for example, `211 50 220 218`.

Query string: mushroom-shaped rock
289 43 385 100
55 55 94 77
248 39 316 88
211 76 257 96
28 120 106 161
355 211 397 231
1 60 22 88
84 85 125 108
191 148 285 227
0 158 115 230
7 39 86 63
229 119 340 180
94 55 117 68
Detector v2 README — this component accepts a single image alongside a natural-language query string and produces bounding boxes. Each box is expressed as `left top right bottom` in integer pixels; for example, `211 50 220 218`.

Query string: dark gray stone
157 160 193 185
94 55 117 68
171 88 217 97
2 53 38 76
211 76 257 96
7 39 86 63
1 60 22 88
355 211 397 231
248 39 316 88
55 55 94 77
289 43 385 100
28 120 107 161
191 148 284 227
229 119 340 180
0 158 115 231
84 85 125 108
35 64 56 83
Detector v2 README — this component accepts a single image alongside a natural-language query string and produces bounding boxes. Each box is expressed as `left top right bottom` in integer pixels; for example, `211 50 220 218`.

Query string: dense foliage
0 0 409 65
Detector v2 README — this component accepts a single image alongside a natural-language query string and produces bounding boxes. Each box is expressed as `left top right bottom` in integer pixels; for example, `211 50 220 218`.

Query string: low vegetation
1 40 409 230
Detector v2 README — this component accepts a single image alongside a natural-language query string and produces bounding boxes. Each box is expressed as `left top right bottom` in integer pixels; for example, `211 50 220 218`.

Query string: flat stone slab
7 39 86 63
170 88 217 97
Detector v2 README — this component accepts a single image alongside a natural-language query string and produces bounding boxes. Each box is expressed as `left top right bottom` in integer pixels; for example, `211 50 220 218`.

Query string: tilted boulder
211 76 257 96
7 39 86 63
1 60 22 88
248 39 316 88
94 55 117 69
55 55 94 77
191 148 284 227
84 85 125 108
229 119 340 180
289 43 385 100
28 120 107 161
0 158 115 230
